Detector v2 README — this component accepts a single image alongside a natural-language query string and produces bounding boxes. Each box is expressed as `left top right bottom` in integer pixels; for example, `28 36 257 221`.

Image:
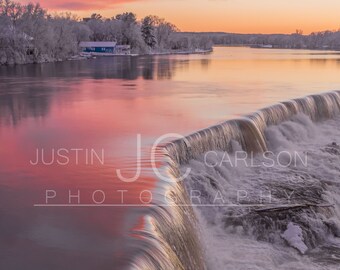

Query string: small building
79 41 131 55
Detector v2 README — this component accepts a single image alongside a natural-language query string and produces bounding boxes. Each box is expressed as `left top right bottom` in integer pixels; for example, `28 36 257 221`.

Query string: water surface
1 47 340 269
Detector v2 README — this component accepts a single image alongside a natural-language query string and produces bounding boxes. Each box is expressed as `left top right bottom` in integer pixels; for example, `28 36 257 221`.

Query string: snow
281 222 308 254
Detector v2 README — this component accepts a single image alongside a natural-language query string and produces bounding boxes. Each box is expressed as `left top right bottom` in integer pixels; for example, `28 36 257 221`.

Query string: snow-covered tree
141 16 156 48
150 16 178 49
141 15 178 50
115 12 138 45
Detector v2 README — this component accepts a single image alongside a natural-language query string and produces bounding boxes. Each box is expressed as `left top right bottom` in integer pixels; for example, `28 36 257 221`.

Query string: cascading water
134 91 340 269
166 91 340 161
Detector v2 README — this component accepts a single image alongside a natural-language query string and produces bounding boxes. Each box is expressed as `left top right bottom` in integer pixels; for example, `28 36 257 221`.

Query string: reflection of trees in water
0 85 51 126
308 58 330 66
140 57 175 80
91 57 139 80
0 57 140 80
0 56 211 126
157 58 174 80
200 59 211 69
0 58 141 127
0 55 211 82
140 57 202 80
141 57 155 80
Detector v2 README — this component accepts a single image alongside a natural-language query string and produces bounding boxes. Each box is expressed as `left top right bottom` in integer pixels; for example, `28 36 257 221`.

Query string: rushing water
1 47 340 269
169 92 340 269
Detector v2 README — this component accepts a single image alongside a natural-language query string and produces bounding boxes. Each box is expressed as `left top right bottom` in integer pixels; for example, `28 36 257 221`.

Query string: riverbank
144 48 213 56
0 48 213 66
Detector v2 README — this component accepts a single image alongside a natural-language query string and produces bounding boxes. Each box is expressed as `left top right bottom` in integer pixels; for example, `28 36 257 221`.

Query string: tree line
2 0 340 66
0 0 213 65
183 29 340 50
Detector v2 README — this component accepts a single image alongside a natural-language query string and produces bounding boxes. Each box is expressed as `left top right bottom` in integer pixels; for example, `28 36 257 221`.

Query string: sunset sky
18 0 340 34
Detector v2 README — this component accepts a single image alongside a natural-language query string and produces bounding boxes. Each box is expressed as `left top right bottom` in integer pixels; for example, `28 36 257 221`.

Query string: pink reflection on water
2 47 340 268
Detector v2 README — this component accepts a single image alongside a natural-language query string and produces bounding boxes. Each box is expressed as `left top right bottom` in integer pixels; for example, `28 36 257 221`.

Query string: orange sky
18 0 340 34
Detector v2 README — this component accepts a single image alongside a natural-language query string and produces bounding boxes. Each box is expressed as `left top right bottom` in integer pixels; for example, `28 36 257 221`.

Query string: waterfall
133 91 340 270
165 91 340 164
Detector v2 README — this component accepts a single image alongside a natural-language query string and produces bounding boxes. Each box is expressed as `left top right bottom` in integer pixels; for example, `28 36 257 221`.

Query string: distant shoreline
214 44 340 52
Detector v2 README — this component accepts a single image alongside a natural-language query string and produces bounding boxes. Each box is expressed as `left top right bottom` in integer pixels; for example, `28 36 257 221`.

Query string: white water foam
282 222 308 254
181 114 340 269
